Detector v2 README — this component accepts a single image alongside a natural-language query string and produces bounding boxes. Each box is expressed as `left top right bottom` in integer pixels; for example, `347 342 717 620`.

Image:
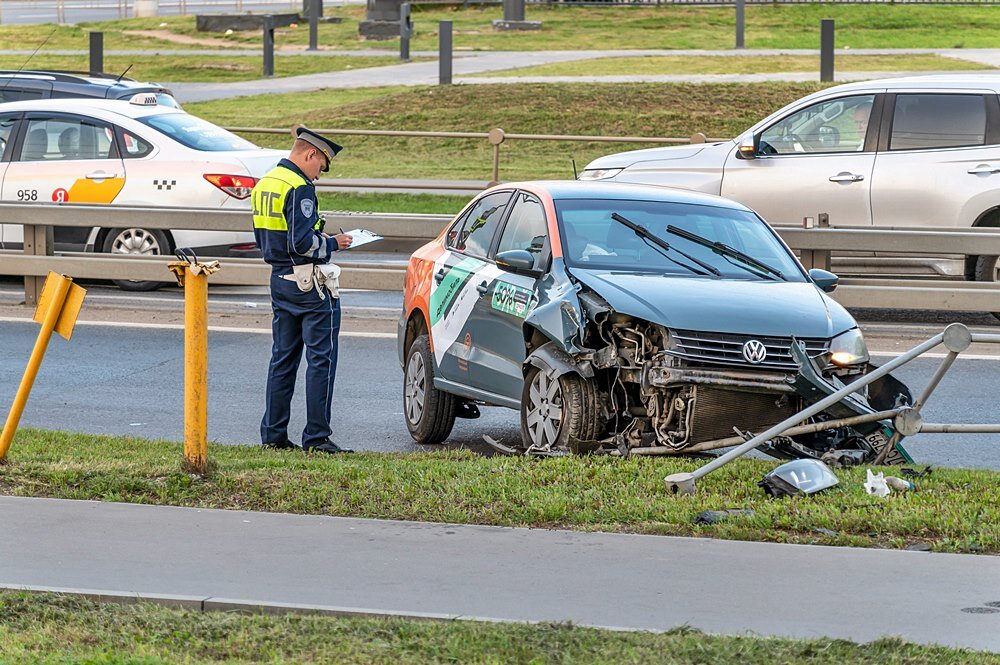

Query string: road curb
0 583 639 631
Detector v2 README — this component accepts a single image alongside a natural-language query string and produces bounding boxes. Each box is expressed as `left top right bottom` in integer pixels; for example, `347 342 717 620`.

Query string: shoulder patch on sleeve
300 199 315 218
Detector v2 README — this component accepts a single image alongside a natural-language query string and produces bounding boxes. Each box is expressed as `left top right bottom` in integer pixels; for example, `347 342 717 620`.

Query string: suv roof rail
0 69 137 83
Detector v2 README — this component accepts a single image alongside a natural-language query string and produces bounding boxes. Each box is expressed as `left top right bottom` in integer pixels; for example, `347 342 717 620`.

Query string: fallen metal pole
628 409 903 456
919 423 1000 434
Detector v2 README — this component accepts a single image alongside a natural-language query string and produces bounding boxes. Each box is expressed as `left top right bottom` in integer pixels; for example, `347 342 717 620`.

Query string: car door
2 112 126 251
428 190 513 387
721 93 881 226
0 113 22 249
465 191 550 400
869 91 1000 228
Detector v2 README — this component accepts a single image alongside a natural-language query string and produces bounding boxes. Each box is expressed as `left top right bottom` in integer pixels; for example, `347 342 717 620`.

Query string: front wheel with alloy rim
520 366 603 453
103 227 172 292
404 334 456 444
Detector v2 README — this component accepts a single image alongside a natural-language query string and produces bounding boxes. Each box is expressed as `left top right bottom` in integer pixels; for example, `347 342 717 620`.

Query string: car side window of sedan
116 126 154 159
495 192 549 269
0 114 20 160
19 116 117 162
759 94 876 155
888 94 987 151
446 191 512 258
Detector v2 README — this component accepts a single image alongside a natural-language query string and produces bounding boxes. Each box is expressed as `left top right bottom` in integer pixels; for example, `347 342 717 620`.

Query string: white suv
581 75 1000 282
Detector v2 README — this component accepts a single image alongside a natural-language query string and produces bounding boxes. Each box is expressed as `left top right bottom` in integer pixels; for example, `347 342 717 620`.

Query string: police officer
252 127 353 454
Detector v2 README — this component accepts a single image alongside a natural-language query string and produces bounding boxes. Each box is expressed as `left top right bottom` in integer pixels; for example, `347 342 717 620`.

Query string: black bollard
263 15 275 78
90 31 104 74
735 0 744 50
820 19 834 82
439 20 452 85
400 2 411 62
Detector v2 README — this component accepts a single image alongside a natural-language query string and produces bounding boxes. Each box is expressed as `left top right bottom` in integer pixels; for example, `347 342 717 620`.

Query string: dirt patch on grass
123 29 239 48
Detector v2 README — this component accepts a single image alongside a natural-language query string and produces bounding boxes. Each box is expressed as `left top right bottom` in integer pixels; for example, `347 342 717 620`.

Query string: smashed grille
667 329 830 371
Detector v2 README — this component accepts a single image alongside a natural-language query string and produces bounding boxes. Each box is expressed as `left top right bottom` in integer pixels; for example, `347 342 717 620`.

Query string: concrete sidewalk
2 495 999 651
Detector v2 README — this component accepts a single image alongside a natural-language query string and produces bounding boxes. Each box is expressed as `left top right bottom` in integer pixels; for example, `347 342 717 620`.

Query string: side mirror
808 268 839 293
737 135 757 160
495 249 540 276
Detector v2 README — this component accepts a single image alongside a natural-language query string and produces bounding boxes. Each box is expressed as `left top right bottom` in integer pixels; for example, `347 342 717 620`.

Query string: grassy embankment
190 82 828 186
1 591 992 665
74 5 1000 52
2 428 998 554
475 53 989 77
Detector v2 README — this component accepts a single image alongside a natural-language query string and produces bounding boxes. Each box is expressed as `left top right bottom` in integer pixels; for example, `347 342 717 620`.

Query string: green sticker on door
491 281 533 318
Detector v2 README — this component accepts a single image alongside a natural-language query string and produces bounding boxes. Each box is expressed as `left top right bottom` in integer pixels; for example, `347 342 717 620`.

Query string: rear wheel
403 334 456 444
103 227 171 292
973 255 1000 321
520 366 603 453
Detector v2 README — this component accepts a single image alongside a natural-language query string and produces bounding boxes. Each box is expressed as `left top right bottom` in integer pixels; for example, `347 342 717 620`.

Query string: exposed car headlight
828 328 869 366
577 168 623 181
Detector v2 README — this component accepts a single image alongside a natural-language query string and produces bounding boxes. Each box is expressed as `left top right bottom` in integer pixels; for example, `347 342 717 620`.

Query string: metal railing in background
228 126 722 185
6 203 1000 315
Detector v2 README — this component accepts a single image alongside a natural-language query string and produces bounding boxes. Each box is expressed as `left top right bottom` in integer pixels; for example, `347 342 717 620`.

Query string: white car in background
581 75 1000 284
0 96 283 289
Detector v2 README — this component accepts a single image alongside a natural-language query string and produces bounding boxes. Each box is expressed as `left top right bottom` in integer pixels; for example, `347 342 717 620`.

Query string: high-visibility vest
251 165 320 232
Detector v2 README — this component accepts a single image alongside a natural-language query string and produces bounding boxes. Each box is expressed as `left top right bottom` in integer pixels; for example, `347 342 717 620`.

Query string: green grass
318 191 469 214
0 54 420 82
3 592 991 665
475 53 992 78
189 82 826 180
2 428 999 554
7 5 1000 54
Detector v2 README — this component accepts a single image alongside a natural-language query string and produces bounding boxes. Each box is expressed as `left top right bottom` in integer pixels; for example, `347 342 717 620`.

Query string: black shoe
262 440 299 450
305 441 354 454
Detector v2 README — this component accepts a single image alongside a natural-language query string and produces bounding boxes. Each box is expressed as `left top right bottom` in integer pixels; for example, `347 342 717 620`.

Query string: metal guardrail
228 126 722 186
5 203 1000 313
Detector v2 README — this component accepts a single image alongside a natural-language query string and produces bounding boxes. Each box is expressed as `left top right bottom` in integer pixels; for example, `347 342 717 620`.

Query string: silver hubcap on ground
111 228 161 255
525 372 563 448
405 352 426 426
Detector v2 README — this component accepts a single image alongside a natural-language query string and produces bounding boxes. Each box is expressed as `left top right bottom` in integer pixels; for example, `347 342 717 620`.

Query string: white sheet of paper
340 228 384 250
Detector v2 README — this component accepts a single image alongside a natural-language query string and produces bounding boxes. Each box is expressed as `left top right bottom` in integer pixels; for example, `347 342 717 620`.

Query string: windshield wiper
610 213 721 277
665 224 786 281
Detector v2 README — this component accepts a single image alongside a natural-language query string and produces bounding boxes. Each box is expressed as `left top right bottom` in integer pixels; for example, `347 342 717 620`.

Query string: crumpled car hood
567 267 856 338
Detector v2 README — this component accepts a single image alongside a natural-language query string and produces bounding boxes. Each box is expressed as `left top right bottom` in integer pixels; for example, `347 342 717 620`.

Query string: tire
973 254 1000 321
102 227 171 292
403 334 456 445
520 365 603 454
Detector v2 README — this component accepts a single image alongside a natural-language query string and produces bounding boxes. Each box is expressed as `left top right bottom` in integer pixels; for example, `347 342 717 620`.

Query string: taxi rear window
137 113 257 152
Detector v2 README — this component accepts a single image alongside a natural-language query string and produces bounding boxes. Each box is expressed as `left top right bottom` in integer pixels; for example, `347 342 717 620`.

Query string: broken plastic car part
759 459 840 498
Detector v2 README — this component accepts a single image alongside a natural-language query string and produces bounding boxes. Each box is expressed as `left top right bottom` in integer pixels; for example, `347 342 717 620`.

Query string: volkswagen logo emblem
742 340 768 364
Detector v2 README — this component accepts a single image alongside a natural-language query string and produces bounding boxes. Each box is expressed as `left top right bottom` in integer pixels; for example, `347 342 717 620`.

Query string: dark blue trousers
261 273 341 448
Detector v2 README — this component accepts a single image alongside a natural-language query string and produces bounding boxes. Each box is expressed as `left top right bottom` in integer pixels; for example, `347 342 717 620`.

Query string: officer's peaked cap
295 127 343 172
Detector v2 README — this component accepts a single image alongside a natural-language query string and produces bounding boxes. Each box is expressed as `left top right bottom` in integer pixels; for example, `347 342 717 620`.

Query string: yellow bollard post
0 272 86 461
185 265 209 474
168 255 219 475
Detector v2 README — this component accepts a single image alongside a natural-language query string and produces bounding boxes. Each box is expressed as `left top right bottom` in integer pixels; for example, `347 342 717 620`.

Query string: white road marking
0 316 396 338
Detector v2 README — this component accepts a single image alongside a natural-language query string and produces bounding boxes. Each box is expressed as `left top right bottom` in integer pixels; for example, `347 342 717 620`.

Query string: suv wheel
103 227 170 292
404 334 456 444
520 366 603 453
973 255 1000 321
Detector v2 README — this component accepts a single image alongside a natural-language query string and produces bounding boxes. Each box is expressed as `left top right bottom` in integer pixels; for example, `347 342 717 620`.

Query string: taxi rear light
204 174 257 200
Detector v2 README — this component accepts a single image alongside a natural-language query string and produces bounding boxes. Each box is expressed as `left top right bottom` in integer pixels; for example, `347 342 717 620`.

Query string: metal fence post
22 224 53 308
89 31 104 74
735 0 744 49
439 20 452 85
488 128 505 185
820 19 834 83
308 0 319 51
400 2 411 63
263 15 275 78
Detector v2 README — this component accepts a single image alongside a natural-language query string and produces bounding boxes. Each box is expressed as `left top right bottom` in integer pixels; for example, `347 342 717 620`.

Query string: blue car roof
507 180 755 213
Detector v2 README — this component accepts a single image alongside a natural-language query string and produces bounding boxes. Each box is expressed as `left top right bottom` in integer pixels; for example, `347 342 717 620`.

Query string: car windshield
136 112 257 151
555 198 805 282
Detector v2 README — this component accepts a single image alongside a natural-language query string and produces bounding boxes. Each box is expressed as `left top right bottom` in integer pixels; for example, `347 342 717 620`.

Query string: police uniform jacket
251 158 341 274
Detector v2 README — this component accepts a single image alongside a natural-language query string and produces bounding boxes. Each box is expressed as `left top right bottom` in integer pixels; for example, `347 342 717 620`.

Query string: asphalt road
2 319 1000 468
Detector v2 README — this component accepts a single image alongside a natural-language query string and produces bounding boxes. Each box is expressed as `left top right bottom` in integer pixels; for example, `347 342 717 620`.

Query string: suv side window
20 116 117 161
495 192 548 270
889 94 986 151
759 94 876 155
0 89 43 103
446 191 512 258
